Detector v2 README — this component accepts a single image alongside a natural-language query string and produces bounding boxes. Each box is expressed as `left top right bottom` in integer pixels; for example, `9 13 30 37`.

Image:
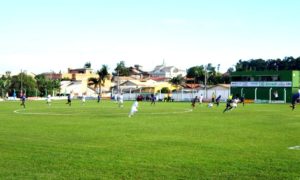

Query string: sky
0 0 300 75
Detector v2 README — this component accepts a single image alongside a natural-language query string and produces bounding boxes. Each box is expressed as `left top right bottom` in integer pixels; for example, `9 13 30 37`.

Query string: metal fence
0 89 60 99
120 89 230 102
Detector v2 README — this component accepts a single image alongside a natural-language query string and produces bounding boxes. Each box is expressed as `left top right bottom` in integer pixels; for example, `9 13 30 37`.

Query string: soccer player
46 94 52 106
81 93 86 105
274 91 279 100
212 92 216 103
13 91 16 100
66 94 72 106
191 96 198 109
215 95 221 106
223 98 233 113
150 93 156 105
115 93 119 103
231 98 238 108
20 93 26 108
240 95 245 106
118 93 124 108
97 93 101 103
129 100 139 117
199 94 204 105
290 92 300 110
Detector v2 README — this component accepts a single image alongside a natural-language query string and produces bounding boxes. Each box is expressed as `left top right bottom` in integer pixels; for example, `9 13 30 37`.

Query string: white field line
288 146 300 150
13 108 193 116
13 109 73 116
141 109 193 115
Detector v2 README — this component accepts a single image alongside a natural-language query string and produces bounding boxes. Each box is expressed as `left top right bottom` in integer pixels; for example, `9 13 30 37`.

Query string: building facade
150 64 186 79
230 71 300 103
61 67 111 97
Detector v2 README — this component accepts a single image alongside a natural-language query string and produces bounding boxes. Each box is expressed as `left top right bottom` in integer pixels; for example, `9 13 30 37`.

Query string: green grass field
1 100 300 179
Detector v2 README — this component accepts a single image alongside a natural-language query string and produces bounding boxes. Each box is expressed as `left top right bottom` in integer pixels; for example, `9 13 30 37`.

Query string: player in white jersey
115 93 119 103
46 94 52 106
199 94 204 105
128 100 139 117
231 98 238 108
118 93 124 108
81 93 86 105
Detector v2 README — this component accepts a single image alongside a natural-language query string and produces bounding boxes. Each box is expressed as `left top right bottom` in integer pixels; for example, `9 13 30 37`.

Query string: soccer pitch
1 100 300 179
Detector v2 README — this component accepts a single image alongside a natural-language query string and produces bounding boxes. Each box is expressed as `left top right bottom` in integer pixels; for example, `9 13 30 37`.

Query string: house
42 72 62 80
128 65 150 79
148 76 170 82
62 68 97 84
113 79 177 94
183 83 201 90
206 84 230 101
59 80 97 97
149 63 186 79
111 76 138 92
61 67 111 97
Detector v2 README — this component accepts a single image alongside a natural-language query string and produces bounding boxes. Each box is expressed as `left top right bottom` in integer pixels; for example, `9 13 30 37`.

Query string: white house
175 84 230 102
204 84 231 102
149 63 186 79
60 80 97 97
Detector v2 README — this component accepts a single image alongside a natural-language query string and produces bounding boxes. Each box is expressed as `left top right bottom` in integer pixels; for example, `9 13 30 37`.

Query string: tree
186 63 235 85
227 67 234 73
186 66 205 83
221 73 230 84
0 72 12 97
205 63 217 85
160 87 170 93
89 65 110 94
84 62 91 68
35 74 47 96
206 63 216 73
169 75 184 91
35 74 61 97
234 56 300 71
9 72 37 97
114 61 129 76
235 60 250 71
217 64 220 73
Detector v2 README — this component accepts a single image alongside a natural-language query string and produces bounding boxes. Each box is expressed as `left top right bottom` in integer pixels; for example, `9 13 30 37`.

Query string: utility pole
117 70 120 94
204 65 208 99
20 69 23 96
194 70 198 98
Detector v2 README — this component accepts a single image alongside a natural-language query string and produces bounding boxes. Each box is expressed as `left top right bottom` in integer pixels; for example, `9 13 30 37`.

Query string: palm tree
89 65 110 95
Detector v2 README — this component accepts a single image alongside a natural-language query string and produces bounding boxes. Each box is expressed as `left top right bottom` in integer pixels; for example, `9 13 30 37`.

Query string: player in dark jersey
97 93 101 103
215 95 221 107
223 98 233 113
66 94 72 106
290 92 300 110
240 96 245 106
191 96 198 109
20 93 26 108
150 94 156 105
